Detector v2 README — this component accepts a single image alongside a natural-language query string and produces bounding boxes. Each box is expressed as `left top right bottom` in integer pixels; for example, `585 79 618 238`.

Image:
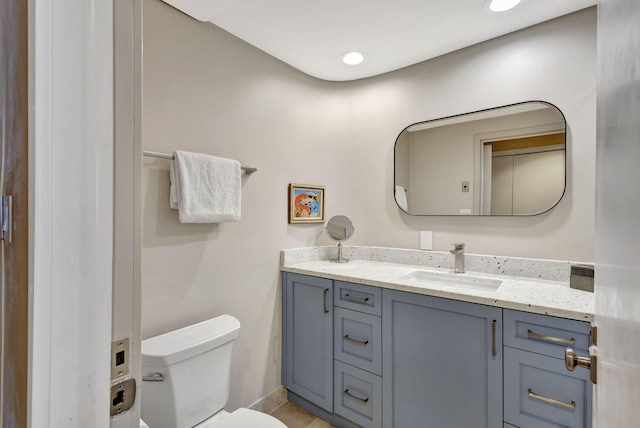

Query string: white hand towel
169 160 179 210
171 150 241 223
395 185 408 211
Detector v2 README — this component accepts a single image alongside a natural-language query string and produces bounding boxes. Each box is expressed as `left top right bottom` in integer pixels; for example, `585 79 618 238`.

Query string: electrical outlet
420 231 433 250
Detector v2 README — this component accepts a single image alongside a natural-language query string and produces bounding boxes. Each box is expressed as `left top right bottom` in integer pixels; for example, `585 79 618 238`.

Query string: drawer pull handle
491 320 497 357
343 334 369 346
323 288 329 314
528 388 575 410
527 329 575 346
344 389 369 404
343 293 369 303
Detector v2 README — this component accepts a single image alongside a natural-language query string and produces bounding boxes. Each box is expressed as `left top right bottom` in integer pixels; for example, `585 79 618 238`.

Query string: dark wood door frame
1 0 29 426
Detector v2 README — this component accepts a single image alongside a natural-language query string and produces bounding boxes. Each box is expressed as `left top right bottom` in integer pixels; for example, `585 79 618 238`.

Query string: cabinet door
382 289 503 428
282 273 334 412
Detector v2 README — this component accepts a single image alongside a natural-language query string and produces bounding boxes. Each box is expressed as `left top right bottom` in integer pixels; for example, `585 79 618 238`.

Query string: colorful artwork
288 184 325 223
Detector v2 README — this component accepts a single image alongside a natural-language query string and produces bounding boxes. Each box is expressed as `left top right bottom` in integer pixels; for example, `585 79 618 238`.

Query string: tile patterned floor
269 401 335 428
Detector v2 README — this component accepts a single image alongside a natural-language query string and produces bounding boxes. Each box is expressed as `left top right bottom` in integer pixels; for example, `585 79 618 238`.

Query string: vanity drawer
334 360 382 428
334 307 382 375
504 309 591 359
334 281 382 316
504 347 592 428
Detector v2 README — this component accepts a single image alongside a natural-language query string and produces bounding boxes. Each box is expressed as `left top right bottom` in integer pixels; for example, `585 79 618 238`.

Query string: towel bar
143 150 257 175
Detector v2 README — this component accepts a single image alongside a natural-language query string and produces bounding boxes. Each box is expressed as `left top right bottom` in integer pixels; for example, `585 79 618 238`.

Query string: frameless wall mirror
394 101 566 216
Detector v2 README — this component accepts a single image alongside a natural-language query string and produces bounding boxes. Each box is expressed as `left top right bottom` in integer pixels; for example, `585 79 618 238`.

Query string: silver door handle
565 347 597 384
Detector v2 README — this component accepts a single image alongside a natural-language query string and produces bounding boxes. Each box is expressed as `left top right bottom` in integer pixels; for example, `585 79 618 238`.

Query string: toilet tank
141 315 241 428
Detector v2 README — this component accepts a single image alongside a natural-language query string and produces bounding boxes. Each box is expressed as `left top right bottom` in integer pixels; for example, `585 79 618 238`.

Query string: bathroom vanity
280 247 594 428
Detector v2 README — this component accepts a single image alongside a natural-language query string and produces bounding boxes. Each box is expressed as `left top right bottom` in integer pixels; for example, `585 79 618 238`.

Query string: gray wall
142 0 596 409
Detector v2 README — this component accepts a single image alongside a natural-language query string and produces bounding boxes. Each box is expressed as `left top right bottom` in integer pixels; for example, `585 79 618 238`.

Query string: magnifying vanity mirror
326 215 355 263
394 101 566 216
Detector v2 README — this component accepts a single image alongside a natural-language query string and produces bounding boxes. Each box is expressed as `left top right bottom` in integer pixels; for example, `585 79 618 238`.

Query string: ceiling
160 0 596 82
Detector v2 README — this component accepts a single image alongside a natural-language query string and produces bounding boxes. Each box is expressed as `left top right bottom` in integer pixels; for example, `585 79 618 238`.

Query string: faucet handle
451 243 465 251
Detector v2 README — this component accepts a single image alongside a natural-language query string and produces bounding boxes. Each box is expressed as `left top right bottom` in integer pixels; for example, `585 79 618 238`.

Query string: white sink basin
400 270 502 291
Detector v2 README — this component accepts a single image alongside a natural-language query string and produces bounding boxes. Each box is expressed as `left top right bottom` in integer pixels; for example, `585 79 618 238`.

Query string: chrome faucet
449 243 465 273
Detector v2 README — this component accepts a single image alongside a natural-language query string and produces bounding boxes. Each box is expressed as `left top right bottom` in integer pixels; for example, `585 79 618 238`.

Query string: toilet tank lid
142 314 241 367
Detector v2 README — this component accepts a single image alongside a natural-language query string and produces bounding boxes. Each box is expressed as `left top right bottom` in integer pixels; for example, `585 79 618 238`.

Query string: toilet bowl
140 315 286 428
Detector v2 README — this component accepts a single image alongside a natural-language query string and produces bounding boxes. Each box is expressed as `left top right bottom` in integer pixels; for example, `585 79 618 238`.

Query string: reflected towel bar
143 150 257 175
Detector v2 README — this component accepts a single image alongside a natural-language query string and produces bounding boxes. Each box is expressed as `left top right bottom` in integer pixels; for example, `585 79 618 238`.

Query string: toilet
140 314 286 428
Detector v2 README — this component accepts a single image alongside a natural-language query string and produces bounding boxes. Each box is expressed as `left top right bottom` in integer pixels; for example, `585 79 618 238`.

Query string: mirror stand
331 241 349 264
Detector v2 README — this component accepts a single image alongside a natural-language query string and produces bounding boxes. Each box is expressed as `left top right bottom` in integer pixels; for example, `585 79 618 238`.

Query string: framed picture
288 183 325 224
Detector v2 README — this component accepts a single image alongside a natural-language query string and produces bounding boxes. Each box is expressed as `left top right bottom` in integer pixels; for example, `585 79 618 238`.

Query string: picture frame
288 183 325 224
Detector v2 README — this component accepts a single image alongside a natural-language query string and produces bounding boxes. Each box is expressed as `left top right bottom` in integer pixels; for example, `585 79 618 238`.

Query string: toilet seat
198 408 286 428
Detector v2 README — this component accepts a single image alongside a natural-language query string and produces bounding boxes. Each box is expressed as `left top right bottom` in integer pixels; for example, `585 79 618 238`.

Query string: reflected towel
170 150 241 223
395 185 408 211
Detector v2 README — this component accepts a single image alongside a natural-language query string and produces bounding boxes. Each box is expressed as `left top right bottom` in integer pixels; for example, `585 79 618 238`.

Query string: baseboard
248 385 288 414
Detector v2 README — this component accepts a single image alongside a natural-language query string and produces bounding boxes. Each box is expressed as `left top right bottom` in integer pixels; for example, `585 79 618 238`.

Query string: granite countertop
281 246 595 322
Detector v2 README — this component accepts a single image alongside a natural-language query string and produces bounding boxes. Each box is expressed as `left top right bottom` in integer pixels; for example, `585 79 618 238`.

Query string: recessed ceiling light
341 51 366 66
489 0 522 12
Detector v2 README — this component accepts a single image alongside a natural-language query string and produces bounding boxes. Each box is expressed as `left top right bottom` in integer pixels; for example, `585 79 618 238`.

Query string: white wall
142 0 596 410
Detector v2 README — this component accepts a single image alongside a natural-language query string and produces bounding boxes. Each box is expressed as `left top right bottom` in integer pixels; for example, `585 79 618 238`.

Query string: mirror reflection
394 101 566 216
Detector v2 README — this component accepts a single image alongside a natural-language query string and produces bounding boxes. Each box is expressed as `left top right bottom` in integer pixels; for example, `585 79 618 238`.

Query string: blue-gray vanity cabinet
503 310 592 428
382 289 503 428
282 272 334 412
